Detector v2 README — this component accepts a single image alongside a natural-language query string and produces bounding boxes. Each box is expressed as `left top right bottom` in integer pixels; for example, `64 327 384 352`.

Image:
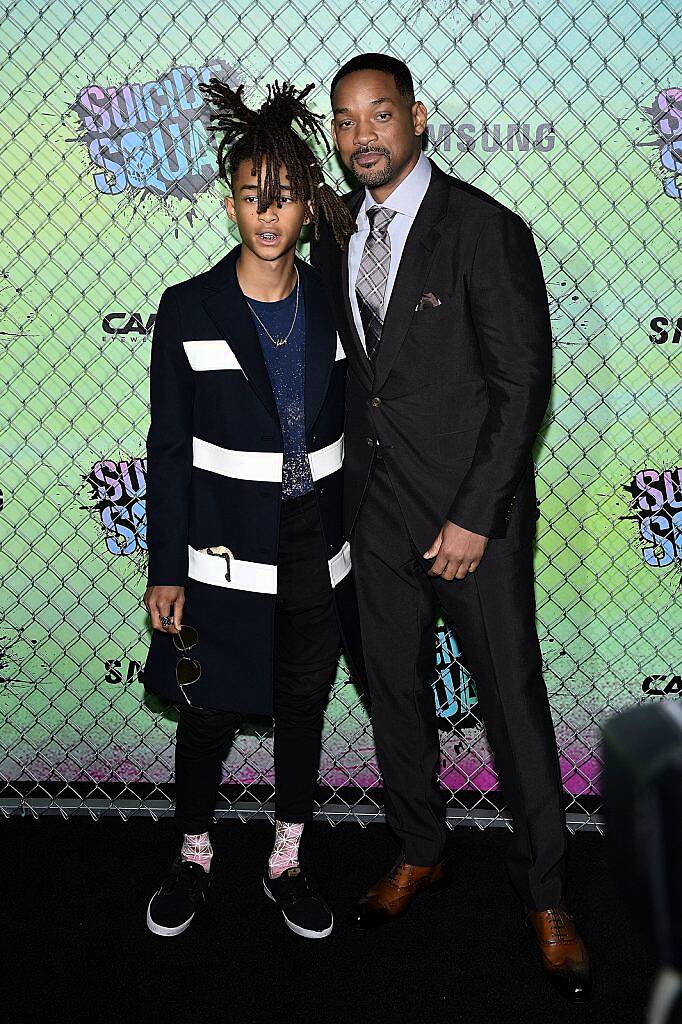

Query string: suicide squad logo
71 59 238 204
432 626 479 726
623 467 682 568
84 458 147 558
642 88 682 200
0 629 42 686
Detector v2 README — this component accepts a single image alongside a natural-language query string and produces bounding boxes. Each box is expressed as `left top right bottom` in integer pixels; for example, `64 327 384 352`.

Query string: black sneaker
147 856 211 936
263 866 333 938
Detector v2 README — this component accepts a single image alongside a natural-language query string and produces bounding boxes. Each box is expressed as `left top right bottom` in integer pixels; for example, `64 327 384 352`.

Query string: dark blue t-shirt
247 282 314 499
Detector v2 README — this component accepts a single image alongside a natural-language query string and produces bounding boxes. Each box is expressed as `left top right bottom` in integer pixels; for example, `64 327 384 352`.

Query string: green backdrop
1 0 679 822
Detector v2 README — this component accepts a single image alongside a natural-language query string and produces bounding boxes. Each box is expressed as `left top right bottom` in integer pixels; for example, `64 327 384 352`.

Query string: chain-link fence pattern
1 1 680 832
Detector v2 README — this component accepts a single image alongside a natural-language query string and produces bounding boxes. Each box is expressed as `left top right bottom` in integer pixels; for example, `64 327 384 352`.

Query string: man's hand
424 521 489 581
144 585 185 633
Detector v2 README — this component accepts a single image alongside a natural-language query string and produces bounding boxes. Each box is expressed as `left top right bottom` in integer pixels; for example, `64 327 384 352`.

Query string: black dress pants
174 490 340 835
352 459 567 911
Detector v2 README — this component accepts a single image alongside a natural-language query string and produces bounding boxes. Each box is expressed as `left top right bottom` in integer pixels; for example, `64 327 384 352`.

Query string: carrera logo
642 675 682 696
102 312 155 335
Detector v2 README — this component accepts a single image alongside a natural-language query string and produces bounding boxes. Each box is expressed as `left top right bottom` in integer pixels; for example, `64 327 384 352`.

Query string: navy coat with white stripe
143 245 364 714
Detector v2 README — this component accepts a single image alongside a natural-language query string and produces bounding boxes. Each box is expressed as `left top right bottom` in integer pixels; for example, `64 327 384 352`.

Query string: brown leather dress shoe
525 901 592 1002
349 856 452 928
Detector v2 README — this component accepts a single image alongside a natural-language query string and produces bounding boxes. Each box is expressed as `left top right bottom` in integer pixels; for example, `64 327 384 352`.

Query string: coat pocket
435 426 480 464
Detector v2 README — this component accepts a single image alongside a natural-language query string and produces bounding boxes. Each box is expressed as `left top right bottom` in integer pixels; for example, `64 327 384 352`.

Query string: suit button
368 396 382 408
366 437 374 446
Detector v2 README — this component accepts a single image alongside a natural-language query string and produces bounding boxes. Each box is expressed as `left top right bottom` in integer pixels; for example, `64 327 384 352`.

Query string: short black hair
330 54 415 106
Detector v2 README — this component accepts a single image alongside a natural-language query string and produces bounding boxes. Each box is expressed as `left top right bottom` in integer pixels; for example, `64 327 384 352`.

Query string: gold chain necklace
246 268 300 348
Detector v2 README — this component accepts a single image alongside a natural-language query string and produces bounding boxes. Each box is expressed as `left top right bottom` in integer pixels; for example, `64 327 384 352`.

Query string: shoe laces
546 907 572 944
278 867 317 902
162 859 204 897
387 858 406 884
387 860 421 889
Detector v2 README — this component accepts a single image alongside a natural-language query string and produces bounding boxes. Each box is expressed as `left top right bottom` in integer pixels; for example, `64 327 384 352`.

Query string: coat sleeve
145 285 195 586
446 211 552 538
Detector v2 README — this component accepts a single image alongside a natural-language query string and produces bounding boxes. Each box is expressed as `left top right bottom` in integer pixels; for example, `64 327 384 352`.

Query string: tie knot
367 205 396 234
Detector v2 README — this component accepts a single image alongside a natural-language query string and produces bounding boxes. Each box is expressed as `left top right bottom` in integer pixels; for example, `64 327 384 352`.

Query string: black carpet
9 817 654 1023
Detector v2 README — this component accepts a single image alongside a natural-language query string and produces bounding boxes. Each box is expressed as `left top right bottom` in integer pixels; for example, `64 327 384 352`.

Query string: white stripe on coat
183 339 243 372
193 437 283 482
193 434 343 484
335 333 346 361
184 335 344 372
309 435 344 482
187 541 351 593
328 541 352 587
188 545 277 594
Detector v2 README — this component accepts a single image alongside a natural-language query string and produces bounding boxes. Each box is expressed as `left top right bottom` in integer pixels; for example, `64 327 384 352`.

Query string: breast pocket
182 339 244 373
411 296 457 330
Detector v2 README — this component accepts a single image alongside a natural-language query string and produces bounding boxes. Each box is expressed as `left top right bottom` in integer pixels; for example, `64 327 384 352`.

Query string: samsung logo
427 120 555 153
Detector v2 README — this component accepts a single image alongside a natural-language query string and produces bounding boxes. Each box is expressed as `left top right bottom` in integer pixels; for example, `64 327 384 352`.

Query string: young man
142 80 360 939
310 55 592 1001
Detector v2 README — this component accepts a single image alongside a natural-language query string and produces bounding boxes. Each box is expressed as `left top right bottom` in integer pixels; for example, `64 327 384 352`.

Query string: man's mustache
351 147 390 162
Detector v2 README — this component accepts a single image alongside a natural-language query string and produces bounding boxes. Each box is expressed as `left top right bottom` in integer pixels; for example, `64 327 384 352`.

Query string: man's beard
350 147 393 187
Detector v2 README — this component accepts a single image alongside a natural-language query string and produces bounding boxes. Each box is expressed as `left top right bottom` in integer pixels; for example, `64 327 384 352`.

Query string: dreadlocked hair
198 78 356 248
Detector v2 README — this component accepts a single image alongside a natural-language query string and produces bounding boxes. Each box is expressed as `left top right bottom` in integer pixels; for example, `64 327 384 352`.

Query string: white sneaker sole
263 879 333 939
146 894 195 937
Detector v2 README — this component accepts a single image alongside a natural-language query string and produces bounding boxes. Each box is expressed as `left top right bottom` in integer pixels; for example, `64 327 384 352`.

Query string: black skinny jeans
174 490 341 835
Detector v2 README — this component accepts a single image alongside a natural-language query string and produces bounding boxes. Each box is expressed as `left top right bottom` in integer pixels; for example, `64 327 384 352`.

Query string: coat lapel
372 163 451 394
299 256 336 439
340 190 374 389
200 245 279 423
200 245 340 439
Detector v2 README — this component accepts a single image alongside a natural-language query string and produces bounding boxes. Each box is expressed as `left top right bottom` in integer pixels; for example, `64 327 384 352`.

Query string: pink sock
268 821 304 879
181 832 213 873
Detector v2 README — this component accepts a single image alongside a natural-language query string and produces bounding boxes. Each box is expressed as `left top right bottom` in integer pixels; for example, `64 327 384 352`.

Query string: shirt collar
360 151 432 221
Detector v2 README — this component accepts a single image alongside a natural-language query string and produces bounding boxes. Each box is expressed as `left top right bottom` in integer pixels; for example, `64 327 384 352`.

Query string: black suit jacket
310 158 553 556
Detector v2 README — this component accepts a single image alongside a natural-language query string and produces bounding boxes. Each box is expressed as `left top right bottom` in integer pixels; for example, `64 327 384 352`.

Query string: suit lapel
200 245 279 422
340 190 374 389
299 256 336 438
372 164 451 393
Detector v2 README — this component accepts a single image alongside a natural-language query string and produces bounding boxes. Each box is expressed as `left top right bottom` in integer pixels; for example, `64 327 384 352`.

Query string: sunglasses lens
172 625 198 651
176 657 201 686
181 625 198 647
